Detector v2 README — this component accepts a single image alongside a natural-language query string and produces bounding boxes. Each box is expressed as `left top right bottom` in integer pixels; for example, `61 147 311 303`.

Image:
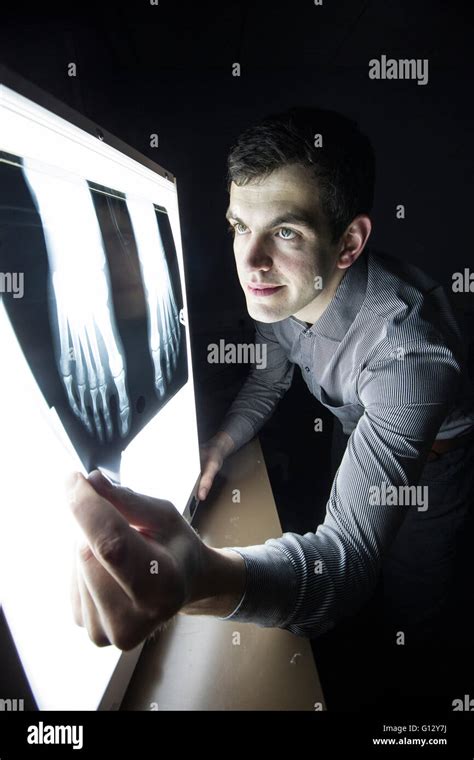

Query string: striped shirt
217 249 474 637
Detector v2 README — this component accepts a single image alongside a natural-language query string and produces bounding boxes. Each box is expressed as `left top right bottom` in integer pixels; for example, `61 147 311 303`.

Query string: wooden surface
121 437 325 711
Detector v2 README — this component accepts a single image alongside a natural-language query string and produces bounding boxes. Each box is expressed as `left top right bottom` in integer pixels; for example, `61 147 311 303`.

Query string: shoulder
363 249 462 354
365 249 440 315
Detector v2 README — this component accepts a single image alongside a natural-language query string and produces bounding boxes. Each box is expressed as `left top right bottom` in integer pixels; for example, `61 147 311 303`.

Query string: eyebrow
225 209 318 230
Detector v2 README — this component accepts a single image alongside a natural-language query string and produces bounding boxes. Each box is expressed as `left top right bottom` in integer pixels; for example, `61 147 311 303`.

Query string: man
69 108 474 704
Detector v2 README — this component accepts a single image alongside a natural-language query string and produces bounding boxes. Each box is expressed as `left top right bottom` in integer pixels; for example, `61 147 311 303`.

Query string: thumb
87 470 175 529
198 459 221 500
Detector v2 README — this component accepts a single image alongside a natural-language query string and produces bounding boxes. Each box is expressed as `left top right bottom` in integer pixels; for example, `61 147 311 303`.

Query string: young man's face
226 163 341 324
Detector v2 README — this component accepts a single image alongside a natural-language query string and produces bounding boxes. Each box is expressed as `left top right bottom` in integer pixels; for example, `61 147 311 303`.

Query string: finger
71 547 83 627
68 472 157 602
198 460 221 499
76 551 111 647
197 479 208 500
79 545 149 651
86 470 177 531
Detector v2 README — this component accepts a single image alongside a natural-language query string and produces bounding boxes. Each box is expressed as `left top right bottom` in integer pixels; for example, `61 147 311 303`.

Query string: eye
234 222 248 235
277 227 297 240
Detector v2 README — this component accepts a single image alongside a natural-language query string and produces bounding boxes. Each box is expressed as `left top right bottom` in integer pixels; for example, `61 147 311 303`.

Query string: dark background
1 0 473 711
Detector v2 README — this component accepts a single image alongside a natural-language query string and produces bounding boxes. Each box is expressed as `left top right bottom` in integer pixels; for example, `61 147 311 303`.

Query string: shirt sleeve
218 336 462 637
218 320 295 452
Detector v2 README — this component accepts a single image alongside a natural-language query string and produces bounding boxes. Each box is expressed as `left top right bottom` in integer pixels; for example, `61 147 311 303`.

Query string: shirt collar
289 250 368 341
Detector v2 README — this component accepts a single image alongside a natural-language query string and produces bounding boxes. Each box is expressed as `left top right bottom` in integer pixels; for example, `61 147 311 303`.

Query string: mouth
247 283 284 297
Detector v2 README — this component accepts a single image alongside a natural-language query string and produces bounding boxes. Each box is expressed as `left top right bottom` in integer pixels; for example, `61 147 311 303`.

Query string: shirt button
305 366 310 372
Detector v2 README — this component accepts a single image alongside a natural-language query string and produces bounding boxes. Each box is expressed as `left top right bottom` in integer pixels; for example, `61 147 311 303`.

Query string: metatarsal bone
22 158 131 440
125 195 181 398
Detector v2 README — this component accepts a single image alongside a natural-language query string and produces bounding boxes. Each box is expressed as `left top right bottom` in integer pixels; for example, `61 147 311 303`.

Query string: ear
336 215 372 269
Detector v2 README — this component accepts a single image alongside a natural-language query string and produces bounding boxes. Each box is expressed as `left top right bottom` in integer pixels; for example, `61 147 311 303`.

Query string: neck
293 266 346 326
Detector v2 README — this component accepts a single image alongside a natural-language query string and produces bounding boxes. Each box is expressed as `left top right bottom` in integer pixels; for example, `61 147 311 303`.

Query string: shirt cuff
217 543 299 627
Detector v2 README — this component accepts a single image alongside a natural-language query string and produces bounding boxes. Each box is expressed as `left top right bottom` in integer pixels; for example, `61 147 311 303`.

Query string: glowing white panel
0 83 201 710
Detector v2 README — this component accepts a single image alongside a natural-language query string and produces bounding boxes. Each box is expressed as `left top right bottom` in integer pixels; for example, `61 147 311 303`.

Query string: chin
246 300 291 324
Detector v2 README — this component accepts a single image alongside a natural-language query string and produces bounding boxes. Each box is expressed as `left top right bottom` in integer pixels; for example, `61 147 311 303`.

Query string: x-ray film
0 75 201 710
1 151 188 479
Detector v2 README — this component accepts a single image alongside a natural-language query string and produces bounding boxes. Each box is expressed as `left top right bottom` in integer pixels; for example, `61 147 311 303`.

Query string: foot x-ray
0 151 187 479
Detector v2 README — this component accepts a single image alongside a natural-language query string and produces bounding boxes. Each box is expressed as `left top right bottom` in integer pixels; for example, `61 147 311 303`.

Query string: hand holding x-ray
68 470 207 650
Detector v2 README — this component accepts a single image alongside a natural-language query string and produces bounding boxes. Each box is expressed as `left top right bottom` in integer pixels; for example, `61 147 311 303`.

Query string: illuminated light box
0 68 201 710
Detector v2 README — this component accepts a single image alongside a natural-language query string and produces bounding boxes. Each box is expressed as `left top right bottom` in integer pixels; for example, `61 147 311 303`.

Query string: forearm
218 320 295 453
219 370 294 453
180 546 246 618
212 430 236 459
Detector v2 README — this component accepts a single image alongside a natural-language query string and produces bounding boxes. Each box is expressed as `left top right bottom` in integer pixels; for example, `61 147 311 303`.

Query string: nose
239 236 273 273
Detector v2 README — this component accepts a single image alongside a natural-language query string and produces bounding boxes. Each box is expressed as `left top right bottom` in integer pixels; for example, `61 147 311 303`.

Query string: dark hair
226 106 375 241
